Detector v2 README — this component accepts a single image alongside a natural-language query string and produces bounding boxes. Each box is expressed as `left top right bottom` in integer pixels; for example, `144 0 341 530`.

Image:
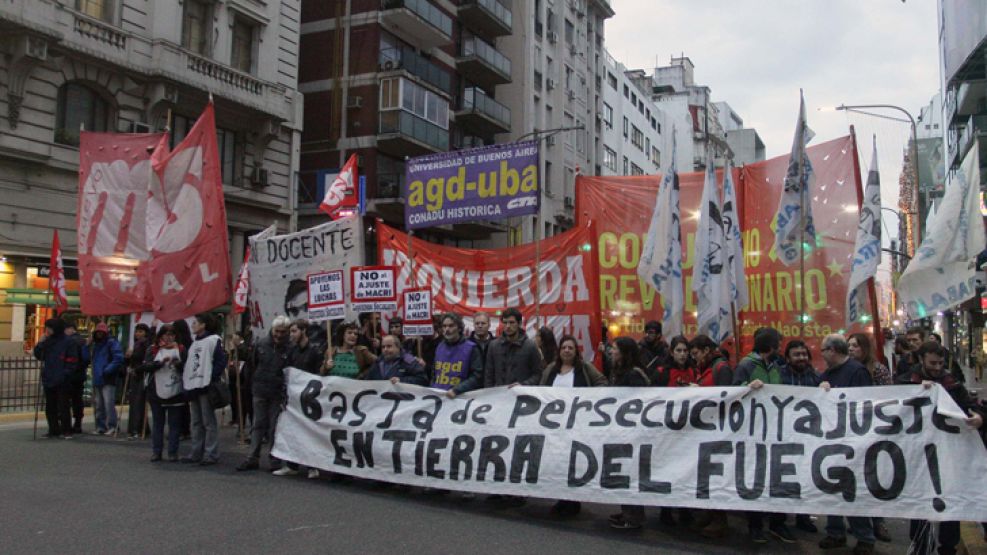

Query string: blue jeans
826 515 875 544
187 392 219 462
93 384 117 432
150 401 182 457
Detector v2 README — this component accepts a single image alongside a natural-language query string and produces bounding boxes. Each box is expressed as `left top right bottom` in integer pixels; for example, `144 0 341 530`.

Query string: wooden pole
235 346 245 444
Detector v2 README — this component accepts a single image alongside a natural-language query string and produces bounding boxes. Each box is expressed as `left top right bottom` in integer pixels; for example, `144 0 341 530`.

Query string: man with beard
431 312 484 398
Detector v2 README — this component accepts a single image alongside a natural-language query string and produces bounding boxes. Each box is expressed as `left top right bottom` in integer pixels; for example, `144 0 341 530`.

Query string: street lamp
827 103 922 258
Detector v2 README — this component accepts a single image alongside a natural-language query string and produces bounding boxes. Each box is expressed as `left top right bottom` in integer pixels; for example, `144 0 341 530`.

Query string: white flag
898 147 985 318
846 138 882 326
639 135 683 337
773 92 816 266
721 159 748 311
692 146 732 342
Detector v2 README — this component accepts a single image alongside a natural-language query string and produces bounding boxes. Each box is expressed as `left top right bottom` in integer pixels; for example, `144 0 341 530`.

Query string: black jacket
820 358 873 388
365 351 428 385
540 361 608 387
484 333 542 388
287 341 324 374
33 332 80 388
250 334 290 399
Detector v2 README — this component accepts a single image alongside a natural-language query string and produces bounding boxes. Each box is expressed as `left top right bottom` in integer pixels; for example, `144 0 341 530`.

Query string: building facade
0 0 303 345
599 50 667 178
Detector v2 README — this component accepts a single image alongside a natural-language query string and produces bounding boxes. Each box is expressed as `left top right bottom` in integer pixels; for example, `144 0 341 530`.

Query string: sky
604 0 942 260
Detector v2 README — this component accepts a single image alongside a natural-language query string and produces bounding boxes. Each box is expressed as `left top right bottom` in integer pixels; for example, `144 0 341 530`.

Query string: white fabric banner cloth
274 370 987 521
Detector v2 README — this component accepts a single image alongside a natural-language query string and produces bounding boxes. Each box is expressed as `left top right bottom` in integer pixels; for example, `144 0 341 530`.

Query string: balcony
456 36 511 90
365 174 405 223
455 87 510 135
378 109 449 157
379 46 452 96
458 0 512 38
379 0 452 51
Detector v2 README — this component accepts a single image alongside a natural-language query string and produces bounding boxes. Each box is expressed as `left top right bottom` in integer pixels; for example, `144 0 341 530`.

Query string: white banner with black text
273 369 987 521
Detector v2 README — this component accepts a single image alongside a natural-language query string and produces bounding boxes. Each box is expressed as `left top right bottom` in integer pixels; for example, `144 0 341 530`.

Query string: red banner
49 230 69 315
77 132 167 315
148 103 231 321
577 135 873 358
377 222 603 366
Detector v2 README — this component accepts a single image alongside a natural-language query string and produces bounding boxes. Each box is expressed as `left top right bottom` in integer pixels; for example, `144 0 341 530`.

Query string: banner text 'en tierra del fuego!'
578 134 875 357
404 141 540 229
377 221 603 366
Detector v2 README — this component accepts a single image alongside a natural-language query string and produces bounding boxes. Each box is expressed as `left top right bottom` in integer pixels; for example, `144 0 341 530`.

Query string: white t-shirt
552 369 576 388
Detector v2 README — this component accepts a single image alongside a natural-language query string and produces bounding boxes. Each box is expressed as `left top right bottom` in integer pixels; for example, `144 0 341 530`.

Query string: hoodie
33 319 81 388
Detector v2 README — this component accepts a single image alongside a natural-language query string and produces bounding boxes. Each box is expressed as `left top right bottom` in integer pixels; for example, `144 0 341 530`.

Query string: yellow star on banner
827 259 844 277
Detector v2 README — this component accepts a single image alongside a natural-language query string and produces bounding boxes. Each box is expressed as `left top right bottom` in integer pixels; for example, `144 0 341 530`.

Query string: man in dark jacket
484 308 541 389
365 335 427 385
89 322 124 434
818 334 875 553
287 319 324 374
432 312 484 398
64 323 89 433
907 340 983 554
638 320 669 369
778 339 821 387
33 318 80 439
126 323 151 439
469 312 494 362
237 316 290 472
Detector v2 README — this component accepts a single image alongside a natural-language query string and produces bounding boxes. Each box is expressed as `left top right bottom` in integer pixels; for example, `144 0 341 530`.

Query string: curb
962 521 987 555
0 407 96 424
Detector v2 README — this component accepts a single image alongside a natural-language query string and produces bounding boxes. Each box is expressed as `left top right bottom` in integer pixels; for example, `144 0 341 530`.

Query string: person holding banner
142 325 186 462
539 334 607 517
654 336 698 389
605 337 651 530
906 340 983 555
484 308 541 390
277 319 327 478
323 322 376 379
638 320 669 371
817 334 876 553
364 335 428 385
468 312 494 362
778 340 821 388
431 313 484 398
848 333 892 387
238 316 291 472
734 327 797 544
182 313 227 467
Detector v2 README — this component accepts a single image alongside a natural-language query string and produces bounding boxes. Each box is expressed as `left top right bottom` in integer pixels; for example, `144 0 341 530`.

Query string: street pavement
0 418 916 555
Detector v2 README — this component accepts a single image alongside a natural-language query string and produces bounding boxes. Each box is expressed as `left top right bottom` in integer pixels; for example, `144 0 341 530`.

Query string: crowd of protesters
31 310 985 555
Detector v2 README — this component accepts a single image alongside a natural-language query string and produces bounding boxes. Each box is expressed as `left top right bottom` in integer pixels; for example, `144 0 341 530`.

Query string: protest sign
274 372 987 521
351 266 398 312
378 221 602 366
402 288 433 336
404 141 539 229
307 270 346 322
248 217 364 334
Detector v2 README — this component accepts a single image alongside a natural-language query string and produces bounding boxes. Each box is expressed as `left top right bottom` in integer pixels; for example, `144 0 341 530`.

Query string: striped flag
773 91 816 266
638 134 683 337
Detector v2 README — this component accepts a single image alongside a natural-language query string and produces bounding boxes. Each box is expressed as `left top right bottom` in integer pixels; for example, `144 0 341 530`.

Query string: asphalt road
0 419 914 555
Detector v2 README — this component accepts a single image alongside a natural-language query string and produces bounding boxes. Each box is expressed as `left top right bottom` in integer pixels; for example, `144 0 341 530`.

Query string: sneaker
236 459 259 471
307 469 320 479
819 536 848 549
768 523 797 544
795 515 818 533
852 541 875 555
273 466 299 476
609 517 642 530
873 522 891 543
127 434 138 441
749 528 769 544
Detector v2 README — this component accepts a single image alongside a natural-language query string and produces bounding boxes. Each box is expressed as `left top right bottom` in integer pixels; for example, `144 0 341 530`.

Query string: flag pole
799 90 808 339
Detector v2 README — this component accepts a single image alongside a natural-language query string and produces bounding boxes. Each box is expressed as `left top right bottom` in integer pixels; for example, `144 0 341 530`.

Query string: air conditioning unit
566 89 576 101
250 167 269 187
568 44 577 56
379 59 397 71
546 78 556 90
547 31 558 44
564 196 574 208
347 95 363 109
128 122 152 133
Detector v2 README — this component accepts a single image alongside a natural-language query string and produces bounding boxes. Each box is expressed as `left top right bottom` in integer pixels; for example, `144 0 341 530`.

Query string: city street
0 418 915 555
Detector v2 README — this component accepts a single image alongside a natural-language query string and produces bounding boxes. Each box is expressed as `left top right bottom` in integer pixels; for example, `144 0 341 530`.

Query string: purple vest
431 338 476 390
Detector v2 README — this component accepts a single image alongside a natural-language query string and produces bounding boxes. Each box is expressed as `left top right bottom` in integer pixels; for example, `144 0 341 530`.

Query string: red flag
147 103 232 321
77 131 167 315
232 247 250 314
49 230 69 315
319 154 359 220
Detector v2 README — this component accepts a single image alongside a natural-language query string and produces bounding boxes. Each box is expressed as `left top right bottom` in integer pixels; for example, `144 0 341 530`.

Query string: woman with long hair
322 321 376 379
143 324 186 462
656 335 698 387
690 334 733 386
848 333 892 386
607 336 651 530
535 326 559 370
540 335 607 516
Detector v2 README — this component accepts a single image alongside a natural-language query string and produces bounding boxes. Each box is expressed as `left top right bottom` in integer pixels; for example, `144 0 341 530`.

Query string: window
603 145 617 171
631 125 644 150
623 84 629 99
622 156 628 175
652 146 661 167
565 65 574 89
76 0 113 22
645 138 650 159
182 0 210 54
622 116 628 139
651 116 658 131
575 118 585 153
630 163 644 176
564 19 574 44
55 82 109 146
545 160 553 195
602 102 613 128
171 114 240 186
380 77 449 129
607 72 617 90
631 92 637 106
231 16 255 73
